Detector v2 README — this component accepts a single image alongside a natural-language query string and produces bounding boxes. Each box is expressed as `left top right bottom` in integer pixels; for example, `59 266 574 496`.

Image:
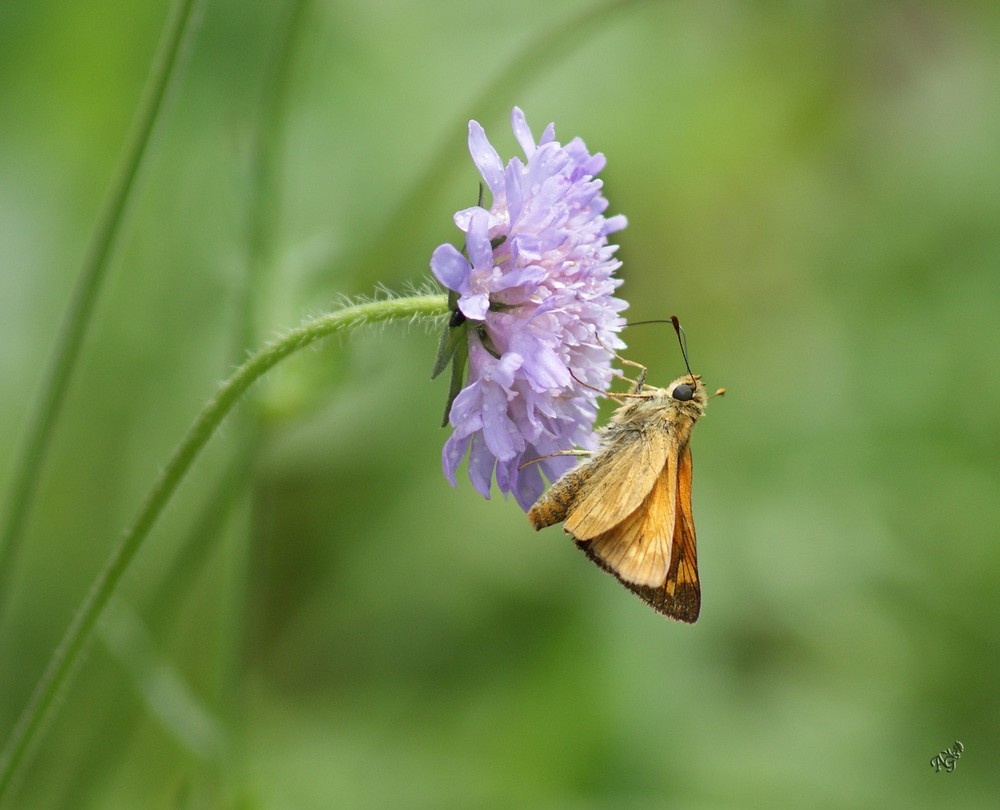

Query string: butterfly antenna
670 316 696 382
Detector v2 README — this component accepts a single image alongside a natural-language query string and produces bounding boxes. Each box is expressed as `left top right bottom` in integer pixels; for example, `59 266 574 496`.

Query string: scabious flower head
431 107 628 510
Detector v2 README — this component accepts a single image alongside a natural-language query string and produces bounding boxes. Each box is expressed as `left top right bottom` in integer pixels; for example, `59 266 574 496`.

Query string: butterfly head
661 374 707 418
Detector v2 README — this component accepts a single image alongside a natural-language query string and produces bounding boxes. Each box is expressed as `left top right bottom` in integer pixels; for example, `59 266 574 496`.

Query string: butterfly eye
672 383 694 402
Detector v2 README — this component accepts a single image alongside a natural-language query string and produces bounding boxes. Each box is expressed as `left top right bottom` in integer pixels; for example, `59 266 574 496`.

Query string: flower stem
0 294 447 802
0 0 204 615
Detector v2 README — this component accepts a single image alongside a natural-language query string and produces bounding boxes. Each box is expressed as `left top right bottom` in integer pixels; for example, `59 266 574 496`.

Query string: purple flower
431 107 628 510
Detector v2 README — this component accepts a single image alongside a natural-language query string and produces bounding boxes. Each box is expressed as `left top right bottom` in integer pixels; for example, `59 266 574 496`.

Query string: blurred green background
1 0 998 806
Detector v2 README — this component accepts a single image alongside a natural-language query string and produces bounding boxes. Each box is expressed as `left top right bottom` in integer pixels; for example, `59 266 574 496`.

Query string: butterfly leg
518 448 592 471
616 356 647 393
594 332 648 393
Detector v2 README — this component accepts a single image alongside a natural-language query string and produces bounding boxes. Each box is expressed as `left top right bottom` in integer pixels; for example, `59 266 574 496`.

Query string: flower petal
480 383 519 462
490 263 546 292
468 431 496 498
468 120 505 198
510 106 536 158
512 459 545 511
466 208 493 270
441 432 470 487
430 243 471 293
604 214 628 234
457 292 489 321
522 343 570 390
447 381 483 431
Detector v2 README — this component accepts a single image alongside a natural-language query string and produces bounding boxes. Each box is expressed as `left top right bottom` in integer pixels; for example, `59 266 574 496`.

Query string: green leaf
430 290 465 379
440 333 469 427
431 290 471 426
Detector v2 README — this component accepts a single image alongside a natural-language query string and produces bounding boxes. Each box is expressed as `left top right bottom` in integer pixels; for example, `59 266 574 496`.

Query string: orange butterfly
528 319 722 622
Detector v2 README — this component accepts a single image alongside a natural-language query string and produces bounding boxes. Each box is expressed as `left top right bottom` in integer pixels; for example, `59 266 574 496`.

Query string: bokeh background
1 0 998 806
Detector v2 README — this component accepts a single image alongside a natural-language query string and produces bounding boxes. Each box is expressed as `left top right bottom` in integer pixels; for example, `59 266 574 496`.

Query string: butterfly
527 318 722 622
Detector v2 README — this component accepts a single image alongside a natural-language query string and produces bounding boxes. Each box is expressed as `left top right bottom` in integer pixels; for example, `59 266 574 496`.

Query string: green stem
0 294 448 803
0 0 204 614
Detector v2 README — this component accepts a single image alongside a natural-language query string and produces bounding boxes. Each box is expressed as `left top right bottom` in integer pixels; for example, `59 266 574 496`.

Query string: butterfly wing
561 428 671 539
647 443 701 621
577 443 701 622
527 428 669 536
581 453 676 587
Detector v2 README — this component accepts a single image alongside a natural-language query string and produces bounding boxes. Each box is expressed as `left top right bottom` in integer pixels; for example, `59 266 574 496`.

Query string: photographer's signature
929 741 964 773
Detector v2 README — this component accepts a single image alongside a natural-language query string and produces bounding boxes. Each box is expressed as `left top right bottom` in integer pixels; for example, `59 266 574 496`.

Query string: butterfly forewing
583 453 677 587
564 427 670 540
528 425 668 537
